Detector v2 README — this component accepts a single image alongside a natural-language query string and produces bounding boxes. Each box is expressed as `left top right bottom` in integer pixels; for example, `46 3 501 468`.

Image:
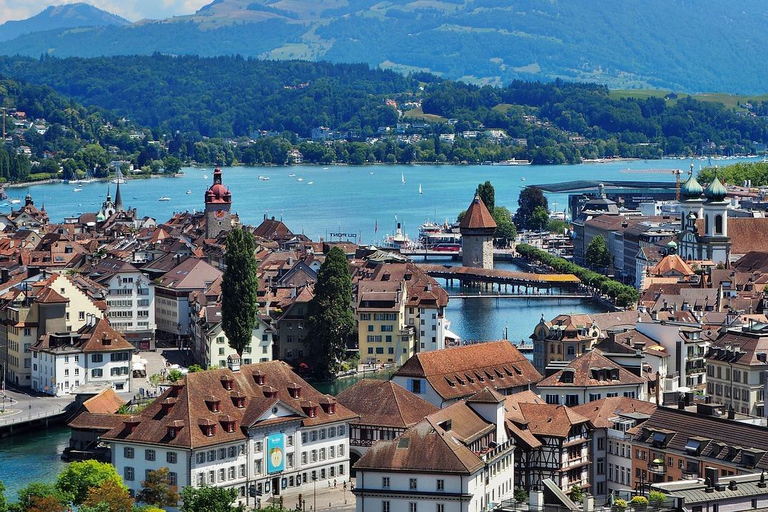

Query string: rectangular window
124 447 134 459
437 479 444 491
145 449 156 461
228 466 236 479
168 472 177 486
196 452 205 464
219 468 226 482
382 502 390 512
91 354 103 363
437 505 445 512
409 478 417 490
167 452 177 464
382 477 390 488
124 467 134 481
409 503 417 512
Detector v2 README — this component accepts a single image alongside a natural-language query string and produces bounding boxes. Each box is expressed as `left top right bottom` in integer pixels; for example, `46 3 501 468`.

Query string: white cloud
0 0 209 24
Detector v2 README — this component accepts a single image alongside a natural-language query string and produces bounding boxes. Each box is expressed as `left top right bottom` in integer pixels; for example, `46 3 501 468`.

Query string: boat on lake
258 176 270 181
186 190 192 194
158 196 171 201
73 187 83 192
111 168 125 184
495 159 531 166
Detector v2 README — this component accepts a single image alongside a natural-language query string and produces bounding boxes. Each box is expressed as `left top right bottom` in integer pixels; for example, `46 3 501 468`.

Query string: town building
336 379 439 467
353 387 515 512
705 324 768 417
87 258 156 350
154 257 222 342
30 317 134 395
505 391 592 495
632 405 768 489
536 350 646 406
652 470 768 512
530 311 647 375
102 360 358 505
460 195 496 269
391 341 541 408
573 397 657 500
355 261 449 365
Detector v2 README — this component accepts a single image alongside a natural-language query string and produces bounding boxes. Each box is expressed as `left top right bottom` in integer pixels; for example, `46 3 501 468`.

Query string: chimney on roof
728 406 735 419
728 480 738 491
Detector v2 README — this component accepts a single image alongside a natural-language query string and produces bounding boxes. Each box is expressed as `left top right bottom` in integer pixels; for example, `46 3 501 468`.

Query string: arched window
715 215 723 235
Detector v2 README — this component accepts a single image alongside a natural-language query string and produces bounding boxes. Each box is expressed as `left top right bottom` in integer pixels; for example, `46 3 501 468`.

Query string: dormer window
253 371 266 386
221 377 234 391
168 383 184 398
560 369 575 384
166 420 184 439
288 383 302 399
204 395 221 413
160 398 177 415
199 419 217 437
231 392 246 409
263 386 278 398
220 415 237 433
123 416 141 434
320 396 337 414
301 401 318 418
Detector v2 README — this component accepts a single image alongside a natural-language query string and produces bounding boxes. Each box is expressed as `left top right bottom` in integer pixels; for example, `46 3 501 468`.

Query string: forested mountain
0 3 128 42
1 55 767 167
1 0 768 93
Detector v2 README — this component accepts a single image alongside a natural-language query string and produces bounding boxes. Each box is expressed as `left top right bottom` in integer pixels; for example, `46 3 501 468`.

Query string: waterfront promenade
0 387 74 435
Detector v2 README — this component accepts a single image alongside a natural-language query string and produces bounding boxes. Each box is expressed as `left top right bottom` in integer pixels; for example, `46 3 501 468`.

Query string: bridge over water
418 264 583 295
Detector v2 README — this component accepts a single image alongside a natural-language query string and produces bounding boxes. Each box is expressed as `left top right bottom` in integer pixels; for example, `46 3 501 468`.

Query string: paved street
0 386 74 426
255 478 357 512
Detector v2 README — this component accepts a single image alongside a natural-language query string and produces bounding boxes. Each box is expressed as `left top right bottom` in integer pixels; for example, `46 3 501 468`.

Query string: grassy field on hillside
609 89 768 110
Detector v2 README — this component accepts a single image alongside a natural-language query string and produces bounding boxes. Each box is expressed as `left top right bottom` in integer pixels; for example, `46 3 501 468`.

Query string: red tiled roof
336 380 438 428
459 195 496 230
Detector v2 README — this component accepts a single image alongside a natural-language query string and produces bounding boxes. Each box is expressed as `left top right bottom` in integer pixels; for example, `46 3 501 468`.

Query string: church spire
115 179 124 212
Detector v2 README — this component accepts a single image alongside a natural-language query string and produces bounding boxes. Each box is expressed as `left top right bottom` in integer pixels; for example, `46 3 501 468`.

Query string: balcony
648 459 666 475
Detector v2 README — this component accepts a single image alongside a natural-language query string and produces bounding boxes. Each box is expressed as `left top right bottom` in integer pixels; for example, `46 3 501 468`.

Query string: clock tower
204 167 232 239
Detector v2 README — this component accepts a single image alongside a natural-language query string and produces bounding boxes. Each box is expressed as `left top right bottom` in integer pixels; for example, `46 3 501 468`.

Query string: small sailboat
401 173 405 184
186 190 192 194
258 175 270 181
9 199 20 205
418 183 422 195
289 173 296 177
158 196 171 201
73 187 83 192
521 177 526 181
297 177 304 182
323 167 329 170
308 181 314 185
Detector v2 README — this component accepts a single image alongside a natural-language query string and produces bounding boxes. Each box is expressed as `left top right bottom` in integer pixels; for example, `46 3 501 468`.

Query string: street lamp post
313 474 317 511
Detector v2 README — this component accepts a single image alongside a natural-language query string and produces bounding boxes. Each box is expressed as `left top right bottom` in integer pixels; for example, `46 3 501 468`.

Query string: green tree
513 187 548 230
180 484 242 512
162 156 183 174
307 247 355 380
530 206 550 231
475 181 495 212
585 235 611 269
0 481 6 512
222 228 259 357
11 483 68 512
513 487 528 503
56 460 125 506
81 480 133 512
136 468 179 508
167 369 183 382
491 206 517 244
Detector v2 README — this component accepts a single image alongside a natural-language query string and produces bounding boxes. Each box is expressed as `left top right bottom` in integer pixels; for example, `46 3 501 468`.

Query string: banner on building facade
267 433 285 474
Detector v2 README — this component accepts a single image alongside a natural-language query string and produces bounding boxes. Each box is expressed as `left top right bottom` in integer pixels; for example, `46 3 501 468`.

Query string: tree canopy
180 485 243 512
476 181 495 212
136 468 179 508
222 227 259 357
56 460 124 506
586 235 611 270
307 246 355 380
514 187 549 230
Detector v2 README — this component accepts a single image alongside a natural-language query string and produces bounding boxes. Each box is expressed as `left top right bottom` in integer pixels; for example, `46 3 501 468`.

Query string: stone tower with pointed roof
204 167 232 239
459 194 497 269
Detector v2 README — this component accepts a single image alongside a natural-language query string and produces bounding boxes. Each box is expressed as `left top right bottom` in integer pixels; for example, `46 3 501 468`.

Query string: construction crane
672 168 682 201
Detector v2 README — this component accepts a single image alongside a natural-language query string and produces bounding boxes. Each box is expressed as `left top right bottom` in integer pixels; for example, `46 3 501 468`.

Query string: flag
374 219 378 234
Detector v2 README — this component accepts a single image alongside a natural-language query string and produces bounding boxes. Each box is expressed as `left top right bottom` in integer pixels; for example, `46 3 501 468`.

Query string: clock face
214 209 227 219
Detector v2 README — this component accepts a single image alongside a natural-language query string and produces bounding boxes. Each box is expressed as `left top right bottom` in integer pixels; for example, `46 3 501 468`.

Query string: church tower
701 175 730 265
459 194 497 269
204 167 232 239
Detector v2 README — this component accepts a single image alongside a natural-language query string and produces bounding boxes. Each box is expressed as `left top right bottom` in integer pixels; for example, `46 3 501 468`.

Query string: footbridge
418 264 582 295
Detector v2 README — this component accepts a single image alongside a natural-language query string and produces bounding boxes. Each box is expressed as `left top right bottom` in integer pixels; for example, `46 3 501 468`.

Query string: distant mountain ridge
2 0 768 94
0 3 128 42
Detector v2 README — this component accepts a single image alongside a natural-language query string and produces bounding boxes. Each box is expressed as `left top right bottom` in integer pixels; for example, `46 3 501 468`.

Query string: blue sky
0 0 210 24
